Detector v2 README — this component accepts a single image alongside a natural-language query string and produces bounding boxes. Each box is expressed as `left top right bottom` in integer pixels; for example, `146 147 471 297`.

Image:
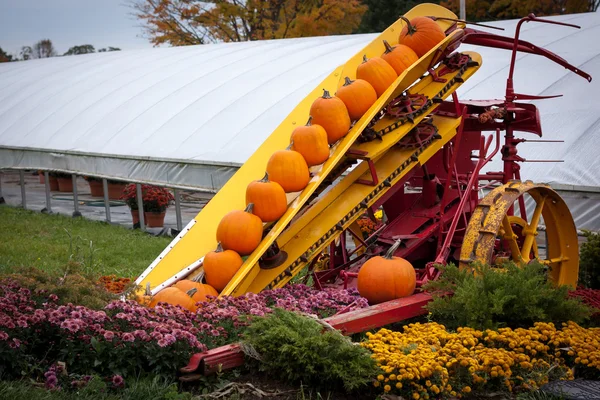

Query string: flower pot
144 211 166 227
48 176 59 191
107 182 126 200
131 209 140 225
88 180 104 197
56 177 73 192
39 172 45 184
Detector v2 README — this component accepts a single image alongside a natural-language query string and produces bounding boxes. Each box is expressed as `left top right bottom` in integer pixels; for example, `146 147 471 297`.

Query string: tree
33 39 56 58
440 0 595 22
0 47 13 62
128 0 367 46
355 0 419 33
63 44 96 56
98 47 121 52
20 46 33 61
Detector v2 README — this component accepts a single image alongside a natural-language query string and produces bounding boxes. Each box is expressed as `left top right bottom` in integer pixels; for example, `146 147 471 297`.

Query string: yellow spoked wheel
459 180 579 287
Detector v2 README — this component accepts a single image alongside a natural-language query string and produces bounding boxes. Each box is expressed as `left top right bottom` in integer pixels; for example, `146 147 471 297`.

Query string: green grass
0 376 194 400
0 206 172 278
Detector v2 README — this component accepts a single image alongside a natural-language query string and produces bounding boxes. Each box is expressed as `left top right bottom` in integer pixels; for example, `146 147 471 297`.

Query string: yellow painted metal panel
135 3 466 295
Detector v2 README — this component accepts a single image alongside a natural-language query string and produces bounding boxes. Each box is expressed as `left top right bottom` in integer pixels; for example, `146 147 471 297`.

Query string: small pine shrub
240 308 378 393
579 230 600 289
423 261 592 330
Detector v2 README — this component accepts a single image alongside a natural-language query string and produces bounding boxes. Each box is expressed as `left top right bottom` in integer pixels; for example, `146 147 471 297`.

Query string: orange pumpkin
266 147 310 193
216 203 263 255
336 77 378 121
357 240 416 305
203 242 244 292
246 172 287 222
309 89 351 144
381 40 419 75
356 55 398 97
174 280 218 302
291 117 330 166
148 287 197 311
398 16 445 58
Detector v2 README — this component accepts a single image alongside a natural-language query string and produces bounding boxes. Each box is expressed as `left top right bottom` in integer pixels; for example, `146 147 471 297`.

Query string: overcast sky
0 0 154 56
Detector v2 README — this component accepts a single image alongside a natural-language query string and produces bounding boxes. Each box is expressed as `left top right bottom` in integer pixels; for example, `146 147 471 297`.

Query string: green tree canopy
64 44 96 56
355 0 419 33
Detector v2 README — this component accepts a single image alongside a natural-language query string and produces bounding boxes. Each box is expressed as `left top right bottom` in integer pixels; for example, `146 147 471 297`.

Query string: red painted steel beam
180 344 245 376
322 292 432 335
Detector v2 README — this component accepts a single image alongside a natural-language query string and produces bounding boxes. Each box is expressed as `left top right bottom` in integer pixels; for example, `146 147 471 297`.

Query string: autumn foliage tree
129 0 367 46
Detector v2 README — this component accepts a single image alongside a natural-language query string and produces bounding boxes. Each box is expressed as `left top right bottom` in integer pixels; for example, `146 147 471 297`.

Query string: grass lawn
0 205 172 278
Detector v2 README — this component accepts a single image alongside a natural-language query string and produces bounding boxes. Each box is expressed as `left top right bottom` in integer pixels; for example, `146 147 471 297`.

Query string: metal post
460 0 466 20
0 171 5 204
43 171 52 213
136 183 145 230
72 174 82 217
19 170 26 208
174 188 183 231
102 178 111 223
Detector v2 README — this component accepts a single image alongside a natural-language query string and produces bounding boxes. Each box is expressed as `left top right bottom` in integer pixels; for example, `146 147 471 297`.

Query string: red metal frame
181 13 593 379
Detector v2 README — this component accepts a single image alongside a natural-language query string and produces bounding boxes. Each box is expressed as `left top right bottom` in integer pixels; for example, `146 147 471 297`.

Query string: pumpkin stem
384 240 402 259
260 172 270 183
321 89 332 99
362 54 368 63
399 16 417 35
186 288 198 298
343 77 354 86
305 116 313 126
286 143 293 151
245 203 255 215
192 271 204 283
383 40 394 54
145 282 151 296
215 242 224 252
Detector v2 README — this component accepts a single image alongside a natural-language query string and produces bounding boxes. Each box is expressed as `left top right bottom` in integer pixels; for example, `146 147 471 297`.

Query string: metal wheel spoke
521 196 546 262
501 215 522 261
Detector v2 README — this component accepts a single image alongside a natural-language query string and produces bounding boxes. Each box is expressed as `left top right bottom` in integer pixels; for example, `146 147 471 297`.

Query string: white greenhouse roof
0 11 598 193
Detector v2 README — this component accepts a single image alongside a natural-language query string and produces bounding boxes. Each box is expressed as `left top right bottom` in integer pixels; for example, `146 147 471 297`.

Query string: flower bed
98 275 132 294
0 277 367 385
362 321 600 398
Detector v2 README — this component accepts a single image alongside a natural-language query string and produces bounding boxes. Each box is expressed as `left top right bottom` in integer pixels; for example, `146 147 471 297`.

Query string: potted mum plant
83 176 104 197
49 171 73 192
120 184 174 228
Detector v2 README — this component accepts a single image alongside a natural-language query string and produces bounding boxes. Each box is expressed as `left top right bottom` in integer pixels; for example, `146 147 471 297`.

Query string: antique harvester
132 3 592 376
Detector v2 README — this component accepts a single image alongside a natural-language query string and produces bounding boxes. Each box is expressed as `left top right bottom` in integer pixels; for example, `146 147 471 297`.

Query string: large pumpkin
398 16 445 58
203 242 244 292
309 89 351 144
246 172 287 222
216 203 263 255
291 117 330 166
336 77 378 121
174 280 219 302
266 147 310 193
148 287 197 311
357 240 416 304
356 55 398 97
381 40 419 75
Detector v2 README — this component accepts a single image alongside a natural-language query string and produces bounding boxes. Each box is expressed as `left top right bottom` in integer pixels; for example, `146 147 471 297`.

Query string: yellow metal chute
135 3 482 297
